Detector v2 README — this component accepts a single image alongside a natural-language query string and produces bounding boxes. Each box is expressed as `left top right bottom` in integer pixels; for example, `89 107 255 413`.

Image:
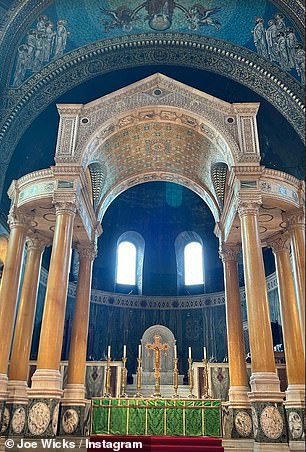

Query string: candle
174 345 177 359
188 346 192 359
107 345 111 358
123 345 126 358
203 346 207 360
138 344 142 359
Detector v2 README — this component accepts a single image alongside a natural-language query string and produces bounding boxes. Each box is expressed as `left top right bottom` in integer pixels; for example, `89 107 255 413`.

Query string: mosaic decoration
9 0 304 87
101 2 222 32
12 15 69 87
251 12 305 84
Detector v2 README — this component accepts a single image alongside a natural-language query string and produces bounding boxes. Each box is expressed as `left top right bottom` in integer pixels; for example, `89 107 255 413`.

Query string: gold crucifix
145 335 169 397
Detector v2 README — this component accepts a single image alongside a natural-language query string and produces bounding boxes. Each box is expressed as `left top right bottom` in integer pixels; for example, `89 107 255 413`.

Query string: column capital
219 244 241 262
7 211 30 230
26 233 50 252
283 208 305 230
238 201 261 218
55 201 77 216
77 243 97 261
267 233 290 254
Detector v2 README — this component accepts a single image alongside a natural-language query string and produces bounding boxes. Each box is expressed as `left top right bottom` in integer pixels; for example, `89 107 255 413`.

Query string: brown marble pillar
63 244 96 404
219 244 249 407
268 233 305 406
238 202 281 400
8 234 47 402
30 202 76 399
0 213 28 399
284 209 305 352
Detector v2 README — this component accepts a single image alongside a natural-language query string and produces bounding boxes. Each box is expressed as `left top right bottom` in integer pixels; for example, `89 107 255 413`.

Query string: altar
91 398 222 437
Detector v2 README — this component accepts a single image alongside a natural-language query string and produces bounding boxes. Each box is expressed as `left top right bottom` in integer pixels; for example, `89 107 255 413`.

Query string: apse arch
0 33 304 201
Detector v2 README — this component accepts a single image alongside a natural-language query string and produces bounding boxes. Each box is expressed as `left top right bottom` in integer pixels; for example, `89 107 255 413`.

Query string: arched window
115 231 145 294
175 232 204 294
116 241 137 285
184 242 204 285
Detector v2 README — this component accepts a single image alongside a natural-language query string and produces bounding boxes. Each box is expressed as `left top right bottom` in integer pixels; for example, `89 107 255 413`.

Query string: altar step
89 436 224 451
126 384 192 398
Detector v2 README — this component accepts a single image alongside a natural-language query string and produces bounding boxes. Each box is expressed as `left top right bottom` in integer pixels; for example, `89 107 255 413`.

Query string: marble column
283 209 305 352
30 202 76 402
0 213 28 403
268 233 305 447
219 244 253 444
8 234 47 403
238 202 287 450
220 244 249 405
61 244 96 436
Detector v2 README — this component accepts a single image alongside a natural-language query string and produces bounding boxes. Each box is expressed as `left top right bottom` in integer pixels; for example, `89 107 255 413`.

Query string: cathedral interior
0 1 304 451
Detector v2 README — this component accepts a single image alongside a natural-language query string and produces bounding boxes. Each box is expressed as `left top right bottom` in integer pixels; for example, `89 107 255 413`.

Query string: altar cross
145 335 169 373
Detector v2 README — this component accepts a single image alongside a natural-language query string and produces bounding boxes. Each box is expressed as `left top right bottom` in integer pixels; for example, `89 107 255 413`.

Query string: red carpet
88 436 224 451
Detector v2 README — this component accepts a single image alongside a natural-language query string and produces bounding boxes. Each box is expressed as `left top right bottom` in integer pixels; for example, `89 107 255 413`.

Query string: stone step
126 384 193 398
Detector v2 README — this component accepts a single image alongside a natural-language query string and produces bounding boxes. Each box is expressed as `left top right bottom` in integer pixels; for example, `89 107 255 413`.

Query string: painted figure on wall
101 1 222 33
252 17 268 58
252 12 304 84
12 16 69 87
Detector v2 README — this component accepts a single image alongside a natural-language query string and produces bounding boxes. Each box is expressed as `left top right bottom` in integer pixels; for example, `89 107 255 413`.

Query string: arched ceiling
0 0 304 220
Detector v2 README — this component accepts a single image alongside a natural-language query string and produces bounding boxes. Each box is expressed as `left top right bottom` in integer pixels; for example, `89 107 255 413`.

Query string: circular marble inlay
62 408 79 434
234 411 252 437
52 403 60 435
28 402 50 435
11 407 26 434
260 406 283 440
288 411 303 439
251 406 258 438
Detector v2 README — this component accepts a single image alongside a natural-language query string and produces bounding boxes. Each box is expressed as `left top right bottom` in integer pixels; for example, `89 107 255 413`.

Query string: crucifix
145 335 169 397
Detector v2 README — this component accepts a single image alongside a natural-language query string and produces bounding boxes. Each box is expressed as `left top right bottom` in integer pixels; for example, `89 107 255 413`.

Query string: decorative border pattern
39 267 278 309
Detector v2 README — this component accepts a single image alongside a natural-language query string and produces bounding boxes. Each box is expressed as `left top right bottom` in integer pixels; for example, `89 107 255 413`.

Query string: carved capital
55 201 77 217
283 208 305 230
219 244 241 263
7 211 30 231
77 243 97 261
267 233 290 254
238 201 261 218
26 233 50 252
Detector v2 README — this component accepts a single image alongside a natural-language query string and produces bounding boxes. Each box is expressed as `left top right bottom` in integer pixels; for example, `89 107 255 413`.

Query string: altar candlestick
123 345 126 358
107 345 111 358
174 345 177 359
203 346 207 361
138 344 142 359
188 347 192 359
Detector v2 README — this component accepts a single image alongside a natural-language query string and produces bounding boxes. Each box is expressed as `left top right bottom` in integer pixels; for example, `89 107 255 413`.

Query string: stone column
283 209 305 352
268 233 305 447
0 213 28 402
61 244 96 436
220 244 249 405
30 202 76 402
238 202 287 450
219 244 253 444
8 234 47 403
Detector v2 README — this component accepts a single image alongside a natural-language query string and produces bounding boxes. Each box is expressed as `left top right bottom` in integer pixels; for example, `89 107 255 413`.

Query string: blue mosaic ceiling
10 0 305 87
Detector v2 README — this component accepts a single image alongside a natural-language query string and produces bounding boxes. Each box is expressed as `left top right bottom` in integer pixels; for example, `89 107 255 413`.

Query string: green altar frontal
91 398 222 437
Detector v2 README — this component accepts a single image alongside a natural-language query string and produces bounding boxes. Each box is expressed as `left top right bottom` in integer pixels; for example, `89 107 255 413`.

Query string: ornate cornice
0 34 304 202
